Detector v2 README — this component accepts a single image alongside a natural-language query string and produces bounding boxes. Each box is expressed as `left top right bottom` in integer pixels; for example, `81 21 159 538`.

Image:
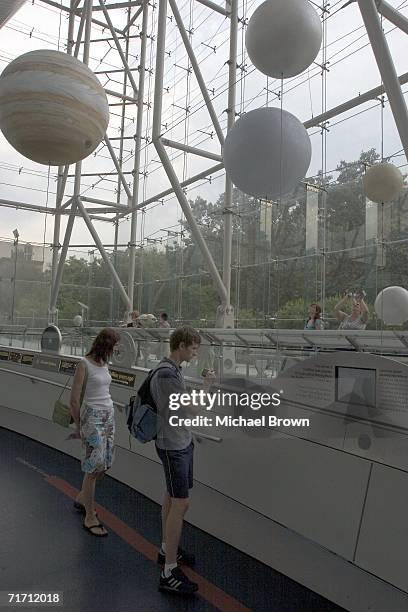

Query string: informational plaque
59 358 78 375
32 354 61 372
109 368 136 387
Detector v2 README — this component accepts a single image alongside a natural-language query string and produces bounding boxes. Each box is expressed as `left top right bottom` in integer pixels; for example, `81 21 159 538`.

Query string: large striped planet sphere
0 49 109 165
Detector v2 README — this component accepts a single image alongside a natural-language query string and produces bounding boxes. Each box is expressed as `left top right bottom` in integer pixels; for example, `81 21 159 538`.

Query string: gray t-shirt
150 357 192 450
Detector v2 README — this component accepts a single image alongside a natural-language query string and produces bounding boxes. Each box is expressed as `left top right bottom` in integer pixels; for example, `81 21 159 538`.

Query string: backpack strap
142 361 179 409
148 360 178 382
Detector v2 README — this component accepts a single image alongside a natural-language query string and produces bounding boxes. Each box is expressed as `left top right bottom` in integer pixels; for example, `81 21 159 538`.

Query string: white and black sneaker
157 547 195 567
159 567 199 595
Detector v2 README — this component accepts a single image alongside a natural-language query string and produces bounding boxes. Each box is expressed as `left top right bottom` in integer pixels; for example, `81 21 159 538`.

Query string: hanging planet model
0 49 109 165
374 286 408 325
223 107 312 199
362 162 404 204
245 0 322 79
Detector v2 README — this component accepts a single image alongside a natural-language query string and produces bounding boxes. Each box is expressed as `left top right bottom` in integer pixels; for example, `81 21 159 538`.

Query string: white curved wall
1 350 408 611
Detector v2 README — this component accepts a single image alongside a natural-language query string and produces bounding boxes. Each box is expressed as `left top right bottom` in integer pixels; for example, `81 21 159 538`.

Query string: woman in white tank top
70 328 120 537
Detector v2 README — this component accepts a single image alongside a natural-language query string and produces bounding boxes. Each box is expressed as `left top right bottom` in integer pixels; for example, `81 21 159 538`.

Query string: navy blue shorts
156 441 194 499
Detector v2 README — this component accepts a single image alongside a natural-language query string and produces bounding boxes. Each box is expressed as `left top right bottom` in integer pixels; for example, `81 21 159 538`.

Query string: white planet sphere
223 107 311 199
246 0 322 78
363 163 404 203
374 286 408 325
73 315 83 327
0 49 109 165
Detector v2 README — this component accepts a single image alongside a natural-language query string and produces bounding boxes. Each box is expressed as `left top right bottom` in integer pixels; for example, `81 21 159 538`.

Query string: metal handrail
192 430 222 443
0 367 123 408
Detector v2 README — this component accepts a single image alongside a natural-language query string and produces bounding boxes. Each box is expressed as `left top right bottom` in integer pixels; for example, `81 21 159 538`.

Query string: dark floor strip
0 426 345 612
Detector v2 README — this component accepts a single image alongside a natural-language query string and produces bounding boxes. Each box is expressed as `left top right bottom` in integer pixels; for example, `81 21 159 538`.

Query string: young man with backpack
149 326 214 595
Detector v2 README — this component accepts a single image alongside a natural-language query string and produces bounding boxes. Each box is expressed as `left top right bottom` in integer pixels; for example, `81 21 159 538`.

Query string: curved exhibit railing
1 327 408 611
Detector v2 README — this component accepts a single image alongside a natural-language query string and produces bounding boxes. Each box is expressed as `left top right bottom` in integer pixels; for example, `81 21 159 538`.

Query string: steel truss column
222 0 238 310
111 3 133 322
98 0 139 94
104 135 133 199
49 0 93 317
128 0 148 310
76 199 131 309
50 0 78 316
358 0 408 162
50 166 69 289
153 0 228 305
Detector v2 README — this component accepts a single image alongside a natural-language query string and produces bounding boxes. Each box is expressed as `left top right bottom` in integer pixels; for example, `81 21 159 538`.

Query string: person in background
304 303 323 330
127 310 141 327
70 328 120 537
335 290 369 330
120 310 129 327
159 312 171 328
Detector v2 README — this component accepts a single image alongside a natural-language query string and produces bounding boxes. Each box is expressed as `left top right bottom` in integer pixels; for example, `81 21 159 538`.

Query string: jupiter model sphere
0 49 109 165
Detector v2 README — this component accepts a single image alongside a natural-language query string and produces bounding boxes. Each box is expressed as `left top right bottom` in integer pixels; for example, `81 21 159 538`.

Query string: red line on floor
45 474 252 612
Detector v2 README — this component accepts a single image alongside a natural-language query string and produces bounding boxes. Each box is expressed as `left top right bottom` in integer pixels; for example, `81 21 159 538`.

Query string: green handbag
52 364 88 428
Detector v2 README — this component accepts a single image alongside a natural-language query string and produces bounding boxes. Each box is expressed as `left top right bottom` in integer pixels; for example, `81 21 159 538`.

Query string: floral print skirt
80 405 115 473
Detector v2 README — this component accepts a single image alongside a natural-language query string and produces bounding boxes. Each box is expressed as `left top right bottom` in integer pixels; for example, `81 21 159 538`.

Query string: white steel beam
77 199 131 309
161 138 223 162
377 0 408 35
304 71 408 129
128 0 148 310
195 0 229 16
122 3 144 35
91 1 143 10
49 0 93 317
222 0 238 309
104 136 133 200
358 0 408 162
98 0 139 94
169 0 225 145
104 88 138 103
37 0 124 35
153 0 228 305
0 0 26 29
81 196 128 210
116 162 224 219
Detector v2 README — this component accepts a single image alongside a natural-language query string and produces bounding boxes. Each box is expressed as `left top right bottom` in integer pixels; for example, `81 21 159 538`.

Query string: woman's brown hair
310 303 322 321
86 328 120 364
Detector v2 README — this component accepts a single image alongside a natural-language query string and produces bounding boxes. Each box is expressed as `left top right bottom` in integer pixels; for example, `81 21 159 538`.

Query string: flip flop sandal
83 522 108 537
74 501 98 517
